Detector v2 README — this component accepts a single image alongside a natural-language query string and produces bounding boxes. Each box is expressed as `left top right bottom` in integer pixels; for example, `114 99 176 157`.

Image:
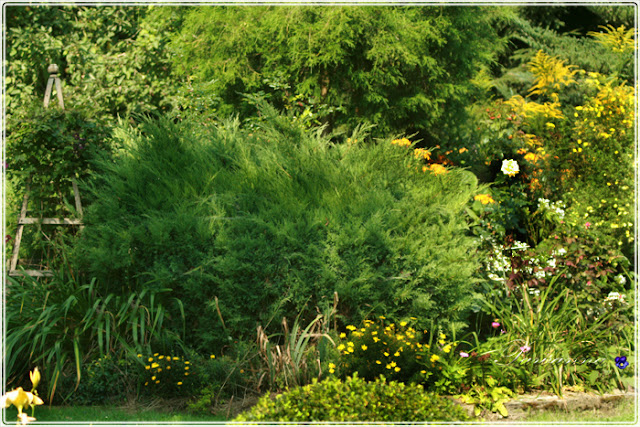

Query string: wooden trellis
8 64 83 278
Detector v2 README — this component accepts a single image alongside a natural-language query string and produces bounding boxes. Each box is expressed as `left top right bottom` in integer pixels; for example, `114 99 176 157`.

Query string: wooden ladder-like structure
8 64 83 278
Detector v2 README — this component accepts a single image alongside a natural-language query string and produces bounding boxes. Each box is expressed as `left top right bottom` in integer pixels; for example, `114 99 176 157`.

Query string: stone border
453 389 636 421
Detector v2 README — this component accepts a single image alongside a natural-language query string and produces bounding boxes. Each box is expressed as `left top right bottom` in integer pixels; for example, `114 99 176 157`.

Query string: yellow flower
158 355 164 360
474 194 495 205
153 353 159 357
339 333 347 339
394 351 400 357
394 367 401 372
172 357 180 361
390 361 397 368
337 344 346 351
177 382 183 386
346 325 357 331
348 347 354 353
400 321 407 327
328 363 336 369
185 366 190 370
391 138 411 147
347 342 354 347
413 148 431 160
148 357 154 362
151 363 160 369
185 361 190 364
430 355 440 363
545 122 555 129
384 352 390 357
137 354 142 358
0 387 44 415
428 164 447 176
376 360 382 364
151 376 156 381
361 345 368 351
443 344 452 353
166 366 171 370
145 366 150 370
210 355 216 359
29 368 41 391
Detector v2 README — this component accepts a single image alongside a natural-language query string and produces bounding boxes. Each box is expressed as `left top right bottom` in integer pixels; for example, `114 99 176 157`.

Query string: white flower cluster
510 240 530 251
615 274 627 285
605 291 626 304
538 198 566 220
553 247 567 257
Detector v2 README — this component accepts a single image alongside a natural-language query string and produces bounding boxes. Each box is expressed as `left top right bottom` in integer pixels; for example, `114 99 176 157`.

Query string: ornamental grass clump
234 374 470 422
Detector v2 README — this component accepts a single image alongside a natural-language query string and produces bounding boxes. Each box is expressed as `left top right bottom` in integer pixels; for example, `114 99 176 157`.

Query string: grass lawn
3 404 226 424
4 396 635 424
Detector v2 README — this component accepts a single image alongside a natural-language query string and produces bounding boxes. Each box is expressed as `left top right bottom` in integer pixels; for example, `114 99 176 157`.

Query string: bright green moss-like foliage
235 374 470 422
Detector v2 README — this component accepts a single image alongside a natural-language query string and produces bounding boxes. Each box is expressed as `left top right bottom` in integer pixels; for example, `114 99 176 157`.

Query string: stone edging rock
451 389 636 421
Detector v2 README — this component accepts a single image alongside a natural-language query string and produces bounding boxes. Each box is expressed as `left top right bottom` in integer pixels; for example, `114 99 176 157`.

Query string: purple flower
491 321 501 329
520 345 531 353
459 352 469 358
615 356 629 369
500 329 506 335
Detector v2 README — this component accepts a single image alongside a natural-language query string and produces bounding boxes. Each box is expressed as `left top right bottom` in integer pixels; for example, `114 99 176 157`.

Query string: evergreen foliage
78 104 480 349
169 6 511 144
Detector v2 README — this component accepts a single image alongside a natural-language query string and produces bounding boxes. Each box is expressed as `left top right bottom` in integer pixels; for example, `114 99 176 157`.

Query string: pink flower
491 321 501 328
585 222 591 229
520 345 531 353
500 329 506 335
459 352 469 358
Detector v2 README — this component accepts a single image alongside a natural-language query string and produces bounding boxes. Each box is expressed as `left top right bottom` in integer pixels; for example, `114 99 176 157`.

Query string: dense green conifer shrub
169 6 510 143
78 104 481 349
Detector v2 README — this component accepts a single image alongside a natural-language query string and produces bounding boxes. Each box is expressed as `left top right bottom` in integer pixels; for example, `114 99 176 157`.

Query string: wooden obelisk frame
8 64 83 277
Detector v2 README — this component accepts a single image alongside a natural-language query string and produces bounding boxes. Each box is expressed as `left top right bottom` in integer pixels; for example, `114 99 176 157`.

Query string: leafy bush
5 6 178 120
77 104 482 349
234 374 470 422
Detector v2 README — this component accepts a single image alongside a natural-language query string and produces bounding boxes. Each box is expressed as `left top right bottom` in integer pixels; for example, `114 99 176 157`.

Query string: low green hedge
235 374 470 422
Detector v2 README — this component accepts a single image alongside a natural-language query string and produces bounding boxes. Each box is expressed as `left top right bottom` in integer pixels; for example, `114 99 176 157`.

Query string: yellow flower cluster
474 194 495 205
588 24 636 54
426 164 447 176
527 50 577 96
391 137 411 147
139 352 206 388
505 95 564 120
413 148 431 160
337 318 424 378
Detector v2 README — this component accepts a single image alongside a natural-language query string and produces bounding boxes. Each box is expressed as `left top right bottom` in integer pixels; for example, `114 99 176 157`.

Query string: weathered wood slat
9 269 54 277
18 218 83 225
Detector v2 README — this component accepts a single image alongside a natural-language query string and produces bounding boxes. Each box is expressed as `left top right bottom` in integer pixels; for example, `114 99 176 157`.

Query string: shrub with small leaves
234 374 470 422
